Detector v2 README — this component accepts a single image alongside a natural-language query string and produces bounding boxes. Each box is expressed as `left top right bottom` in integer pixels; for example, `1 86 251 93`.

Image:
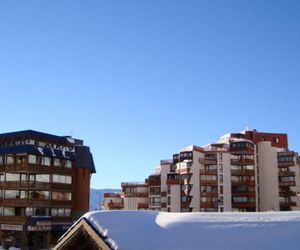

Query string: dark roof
0 144 76 160
0 129 83 145
75 146 96 173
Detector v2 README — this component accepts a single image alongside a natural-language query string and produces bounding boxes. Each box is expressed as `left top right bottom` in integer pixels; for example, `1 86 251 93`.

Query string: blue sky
0 1 299 188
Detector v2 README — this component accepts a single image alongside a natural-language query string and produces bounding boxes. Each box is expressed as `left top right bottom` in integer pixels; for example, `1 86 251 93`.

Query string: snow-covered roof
82 210 300 250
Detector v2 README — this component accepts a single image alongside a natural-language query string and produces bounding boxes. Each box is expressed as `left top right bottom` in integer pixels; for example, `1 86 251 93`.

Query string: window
65 160 73 168
28 155 37 164
36 174 50 183
4 207 15 216
5 190 26 199
274 137 280 143
26 207 33 216
41 157 51 166
51 208 71 217
6 156 14 165
28 190 50 200
53 174 72 184
52 192 72 201
53 158 62 167
0 156 3 165
0 174 4 182
6 173 20 182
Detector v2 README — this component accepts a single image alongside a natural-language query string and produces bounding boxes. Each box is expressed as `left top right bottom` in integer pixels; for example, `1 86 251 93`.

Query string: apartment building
0 130 95 249
103 129 300 213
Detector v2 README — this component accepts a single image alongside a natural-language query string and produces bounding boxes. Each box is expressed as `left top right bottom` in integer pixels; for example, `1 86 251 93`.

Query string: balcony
181 202 190 208
230 158 255 165
160 159 173 165
104 193 120 198
200 192 218 197
200 202 215 208
108 202 124 209
232 202 256 208
278 171 295 177
138 203 149 209
161 202 167 208
200 169 217 175
279 181 296 187
52 183 73 190
231 192 256 197
199 158 217 165
161 191 167 197
278 151 295 157
124 192 148 198
200 180 218 186
231 180 255 186
279 191 296 197
166 179 180 185
280 201 297 207
231 169 255 176
278 161 295 168
0 216 28 224
230 146 254 155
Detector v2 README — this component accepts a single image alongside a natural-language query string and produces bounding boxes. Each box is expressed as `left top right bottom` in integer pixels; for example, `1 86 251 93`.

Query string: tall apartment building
0 130 95 249
103 129 300 213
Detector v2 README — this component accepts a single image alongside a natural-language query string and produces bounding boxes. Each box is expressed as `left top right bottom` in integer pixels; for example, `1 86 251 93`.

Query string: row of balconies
0 164 73 174
0 181 72 190
123 192 148 198
0 215 73 224
0 198 73 207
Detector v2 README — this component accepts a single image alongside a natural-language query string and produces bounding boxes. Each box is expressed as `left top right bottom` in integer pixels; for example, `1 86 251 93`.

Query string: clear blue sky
0 1 299 189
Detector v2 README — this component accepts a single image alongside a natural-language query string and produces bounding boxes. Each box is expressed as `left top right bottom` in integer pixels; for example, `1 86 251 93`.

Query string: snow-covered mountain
89 188 120 211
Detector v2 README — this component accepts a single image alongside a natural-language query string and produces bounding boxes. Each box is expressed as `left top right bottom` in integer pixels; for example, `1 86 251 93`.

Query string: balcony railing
108 202 124 209
124 192 148 198
138 203 149 209
231 191 256 197
279 201 297 207
278 171 295 177
200 192 218 197
166 179 180 185
278 151 295 157
232 202 256 208
0 216 28 224
231 169 255 176
200 180 218 186
279 181 296 187
199 158 217 165
231 180 255 186
230 158 255 165
279 191 296 197
278 161 295 168
200 202 215 208
161 191 167 197
200 169 217 175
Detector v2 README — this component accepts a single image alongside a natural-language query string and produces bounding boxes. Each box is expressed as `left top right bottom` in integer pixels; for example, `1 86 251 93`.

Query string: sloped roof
65 210 300 250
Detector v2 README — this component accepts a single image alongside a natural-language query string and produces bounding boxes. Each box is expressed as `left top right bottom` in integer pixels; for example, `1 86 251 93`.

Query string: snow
84 210 300 250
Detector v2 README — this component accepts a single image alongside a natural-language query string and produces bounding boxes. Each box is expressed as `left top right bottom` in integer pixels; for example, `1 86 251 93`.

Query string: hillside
89 188 120 211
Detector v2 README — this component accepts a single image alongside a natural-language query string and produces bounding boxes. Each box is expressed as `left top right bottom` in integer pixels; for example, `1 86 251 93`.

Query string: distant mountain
89 188 121 211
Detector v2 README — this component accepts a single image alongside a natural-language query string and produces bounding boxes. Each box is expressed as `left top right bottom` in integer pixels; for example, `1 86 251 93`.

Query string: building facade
103 129 300 213
0 130 95 249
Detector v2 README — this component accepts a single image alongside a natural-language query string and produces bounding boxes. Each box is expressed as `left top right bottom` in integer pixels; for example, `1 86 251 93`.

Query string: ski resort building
0 130 95 249
103 129 300 212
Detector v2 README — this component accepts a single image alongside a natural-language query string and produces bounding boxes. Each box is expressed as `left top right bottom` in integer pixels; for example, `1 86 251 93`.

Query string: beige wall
257 142 279 211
